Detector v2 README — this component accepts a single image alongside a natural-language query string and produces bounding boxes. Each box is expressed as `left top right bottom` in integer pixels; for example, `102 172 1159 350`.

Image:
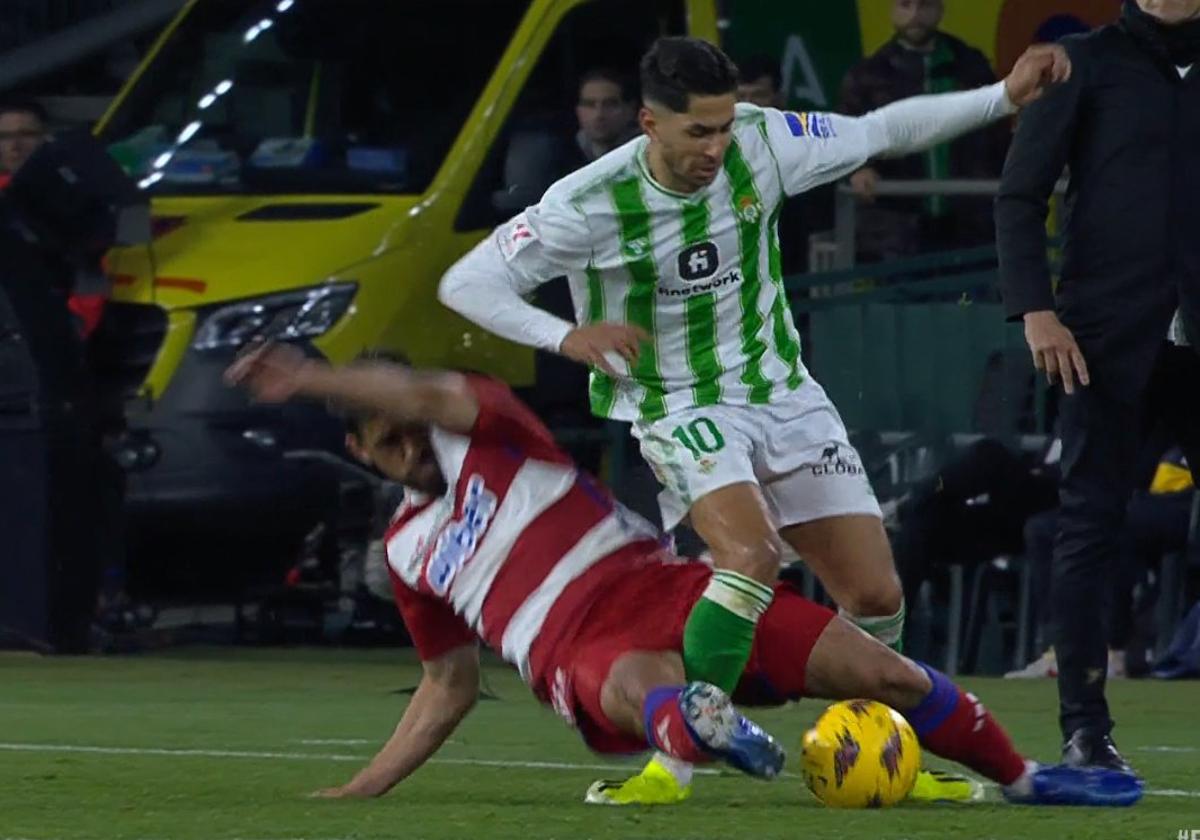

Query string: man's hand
1004 44 1071 108
849 167 880 203
223 342 317 402
1024 309 1090 394
309 783 380 800
560 323 650 376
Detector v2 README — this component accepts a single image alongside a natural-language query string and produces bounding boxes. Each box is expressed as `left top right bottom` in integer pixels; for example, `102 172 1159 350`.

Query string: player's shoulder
734 102 839 149
541 136 644 208
734 101 770 129
731 103 778 155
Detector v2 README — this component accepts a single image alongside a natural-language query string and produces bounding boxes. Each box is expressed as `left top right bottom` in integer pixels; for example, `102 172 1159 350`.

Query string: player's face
1137 0 1200 23
0 111 46 174
891 0 943 47
348 418 446 495
641 93 737 192
576 79 634 146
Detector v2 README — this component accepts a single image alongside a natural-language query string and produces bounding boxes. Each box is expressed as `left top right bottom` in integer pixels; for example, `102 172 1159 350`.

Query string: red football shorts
543 559 837 754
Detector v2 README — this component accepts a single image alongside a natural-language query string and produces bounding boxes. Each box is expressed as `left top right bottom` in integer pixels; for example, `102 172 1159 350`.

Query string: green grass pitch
2 647 1198 840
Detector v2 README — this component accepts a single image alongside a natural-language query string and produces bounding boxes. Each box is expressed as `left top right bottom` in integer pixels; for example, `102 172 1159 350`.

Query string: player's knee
842 574 903 619
713 532 783 584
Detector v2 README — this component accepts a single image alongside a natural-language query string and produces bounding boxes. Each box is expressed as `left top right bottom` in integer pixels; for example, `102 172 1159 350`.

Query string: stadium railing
819 178 1068 270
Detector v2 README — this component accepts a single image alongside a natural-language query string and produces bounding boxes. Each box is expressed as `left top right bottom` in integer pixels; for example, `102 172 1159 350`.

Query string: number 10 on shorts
671 417 725 460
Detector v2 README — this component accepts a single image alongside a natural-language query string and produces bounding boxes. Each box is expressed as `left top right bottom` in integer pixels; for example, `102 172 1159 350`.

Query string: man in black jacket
840 0 1010 260
996 0 1200 772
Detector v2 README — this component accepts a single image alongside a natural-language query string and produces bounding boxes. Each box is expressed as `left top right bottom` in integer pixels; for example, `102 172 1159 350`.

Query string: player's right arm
314 644 480 798
314 575 481 798
224 342 480 434
437 202 647 376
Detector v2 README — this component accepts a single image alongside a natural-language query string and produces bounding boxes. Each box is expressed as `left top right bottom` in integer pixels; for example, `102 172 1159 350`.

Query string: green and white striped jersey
496 103 875 422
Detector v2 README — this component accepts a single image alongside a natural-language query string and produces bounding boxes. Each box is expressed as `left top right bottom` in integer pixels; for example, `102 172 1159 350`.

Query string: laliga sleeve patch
497 213 539 261
784 111 837 139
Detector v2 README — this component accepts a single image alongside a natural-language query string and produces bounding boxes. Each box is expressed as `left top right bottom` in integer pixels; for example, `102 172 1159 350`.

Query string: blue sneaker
1003 763 1143 807
678 682 785 779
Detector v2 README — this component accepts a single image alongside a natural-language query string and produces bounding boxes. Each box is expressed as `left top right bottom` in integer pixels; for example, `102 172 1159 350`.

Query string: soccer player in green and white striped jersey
440 36 1070 805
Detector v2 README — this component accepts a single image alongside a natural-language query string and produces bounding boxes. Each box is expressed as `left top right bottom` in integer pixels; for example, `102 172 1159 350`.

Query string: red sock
643 686 713 764
907 664 1027 786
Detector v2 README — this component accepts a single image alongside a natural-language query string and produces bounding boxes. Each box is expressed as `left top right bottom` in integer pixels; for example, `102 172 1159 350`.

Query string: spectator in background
568 68 638 169
0 99 111 339
838 0 1009 261
0 99 48 186
736 54 785 107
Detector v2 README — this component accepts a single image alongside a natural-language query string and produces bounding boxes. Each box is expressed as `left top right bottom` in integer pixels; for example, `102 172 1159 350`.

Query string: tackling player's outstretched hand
1004 44 1071 108
223 341 318 403
308 784 376 799
560 322 651 376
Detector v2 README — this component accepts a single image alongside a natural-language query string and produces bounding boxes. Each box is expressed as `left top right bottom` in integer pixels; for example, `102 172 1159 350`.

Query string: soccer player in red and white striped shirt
224 344 1141 808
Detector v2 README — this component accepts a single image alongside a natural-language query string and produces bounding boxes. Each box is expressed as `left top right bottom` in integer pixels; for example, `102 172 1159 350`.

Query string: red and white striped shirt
384 376 662 692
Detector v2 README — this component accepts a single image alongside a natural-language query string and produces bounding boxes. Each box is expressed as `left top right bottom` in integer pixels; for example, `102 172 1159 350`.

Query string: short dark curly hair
640 36 739 113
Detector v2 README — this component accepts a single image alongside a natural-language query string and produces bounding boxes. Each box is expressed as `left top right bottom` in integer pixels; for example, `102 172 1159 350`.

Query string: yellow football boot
908 769 985 803
584 756 693 806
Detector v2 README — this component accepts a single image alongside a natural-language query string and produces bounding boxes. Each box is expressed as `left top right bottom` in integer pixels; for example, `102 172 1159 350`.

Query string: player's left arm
224 343 479 434
314 644 480 798
764 44 1070 196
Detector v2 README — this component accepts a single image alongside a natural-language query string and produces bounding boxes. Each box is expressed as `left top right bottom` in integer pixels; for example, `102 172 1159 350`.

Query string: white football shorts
632 377 882 532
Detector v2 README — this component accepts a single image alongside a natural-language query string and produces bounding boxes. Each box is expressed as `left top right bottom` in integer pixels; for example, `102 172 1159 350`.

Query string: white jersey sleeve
437 196 592 353
761 81 1015 197
497 198 594 291
759 106 876 197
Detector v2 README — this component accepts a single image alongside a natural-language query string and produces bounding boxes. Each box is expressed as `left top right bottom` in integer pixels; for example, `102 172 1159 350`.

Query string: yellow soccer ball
800 699 921 808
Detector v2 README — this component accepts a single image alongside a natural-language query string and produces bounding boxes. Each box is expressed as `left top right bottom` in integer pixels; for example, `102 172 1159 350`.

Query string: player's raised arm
438 203 648 376
313 644 480 798
763 43 1070 197
223 342 479 434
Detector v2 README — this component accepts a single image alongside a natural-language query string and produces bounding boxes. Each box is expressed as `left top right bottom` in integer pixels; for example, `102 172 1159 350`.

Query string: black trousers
1054 343 1200 738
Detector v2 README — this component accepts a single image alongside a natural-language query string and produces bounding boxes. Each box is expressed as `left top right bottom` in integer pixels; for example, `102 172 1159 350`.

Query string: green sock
683 570 774 693
844 600 906 653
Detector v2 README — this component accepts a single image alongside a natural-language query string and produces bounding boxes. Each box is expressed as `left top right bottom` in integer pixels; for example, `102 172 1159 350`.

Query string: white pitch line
2 742 1196 797
293 739 371 746
1136 745 1198 753
0 742 719 776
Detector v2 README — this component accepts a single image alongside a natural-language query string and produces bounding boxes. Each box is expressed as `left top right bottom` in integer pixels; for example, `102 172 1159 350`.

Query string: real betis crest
737 195 761 224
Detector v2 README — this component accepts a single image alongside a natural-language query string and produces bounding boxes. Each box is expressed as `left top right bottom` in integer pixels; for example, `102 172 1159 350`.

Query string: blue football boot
678 682 786 779
1003 763 1143 807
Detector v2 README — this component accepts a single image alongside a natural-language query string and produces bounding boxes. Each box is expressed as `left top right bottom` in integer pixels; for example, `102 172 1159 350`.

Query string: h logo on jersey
677 242 719 282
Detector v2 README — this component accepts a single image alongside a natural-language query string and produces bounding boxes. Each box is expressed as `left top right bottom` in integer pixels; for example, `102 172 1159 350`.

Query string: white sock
840 599 906 648
1003 760 1039 796
651 751 695 787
